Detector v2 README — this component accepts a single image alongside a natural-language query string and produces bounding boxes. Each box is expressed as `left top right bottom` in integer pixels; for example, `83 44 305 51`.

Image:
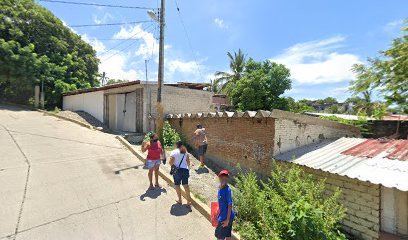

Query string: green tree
0 0 99 107
235 164 346 240
286 97 315 113
214 49 247 94
351 19 408 113
230 59 292 111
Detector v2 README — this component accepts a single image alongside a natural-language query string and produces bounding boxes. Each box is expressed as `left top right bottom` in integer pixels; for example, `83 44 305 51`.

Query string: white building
62 81 214 133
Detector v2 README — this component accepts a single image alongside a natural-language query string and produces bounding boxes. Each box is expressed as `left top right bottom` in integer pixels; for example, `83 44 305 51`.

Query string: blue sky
38 0 407 101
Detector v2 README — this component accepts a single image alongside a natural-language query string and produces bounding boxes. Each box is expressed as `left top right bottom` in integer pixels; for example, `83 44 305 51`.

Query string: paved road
0 105 214 240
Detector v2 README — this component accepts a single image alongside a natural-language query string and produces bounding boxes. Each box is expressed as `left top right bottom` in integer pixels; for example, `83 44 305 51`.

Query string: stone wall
303 167 381 240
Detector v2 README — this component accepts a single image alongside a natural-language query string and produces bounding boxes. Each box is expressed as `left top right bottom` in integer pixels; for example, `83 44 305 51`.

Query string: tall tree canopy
351 19 408 113
230 59 292 111
214 49 246 94
0 0 99 107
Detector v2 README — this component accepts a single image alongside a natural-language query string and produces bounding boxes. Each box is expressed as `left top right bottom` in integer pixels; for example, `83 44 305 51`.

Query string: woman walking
141 132 163 190
169 140 192 207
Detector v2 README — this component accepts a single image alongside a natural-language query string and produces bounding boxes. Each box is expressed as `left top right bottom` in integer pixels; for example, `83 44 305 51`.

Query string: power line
174 0 204 82
69 20 151 28
102 23 154 56
101 24 155 62
39 0 154 10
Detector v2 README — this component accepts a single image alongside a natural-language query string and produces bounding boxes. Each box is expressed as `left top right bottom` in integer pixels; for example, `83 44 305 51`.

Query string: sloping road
0 105 214 240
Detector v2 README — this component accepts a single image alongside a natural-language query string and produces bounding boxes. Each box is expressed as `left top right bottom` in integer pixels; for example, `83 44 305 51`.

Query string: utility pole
156 0 165 134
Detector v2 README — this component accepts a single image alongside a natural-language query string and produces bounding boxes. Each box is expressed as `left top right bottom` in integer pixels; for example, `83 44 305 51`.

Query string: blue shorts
173 168 189 185
146 159 161 169
215 218 233 239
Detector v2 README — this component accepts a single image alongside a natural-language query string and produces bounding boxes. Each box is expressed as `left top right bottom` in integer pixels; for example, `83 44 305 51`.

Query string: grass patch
192 191 208 204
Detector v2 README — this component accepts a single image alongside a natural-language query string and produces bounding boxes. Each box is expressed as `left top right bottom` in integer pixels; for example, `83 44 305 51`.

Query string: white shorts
146 159 161 169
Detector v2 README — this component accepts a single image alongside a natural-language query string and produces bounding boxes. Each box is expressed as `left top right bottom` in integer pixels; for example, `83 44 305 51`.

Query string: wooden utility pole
156 0 165 134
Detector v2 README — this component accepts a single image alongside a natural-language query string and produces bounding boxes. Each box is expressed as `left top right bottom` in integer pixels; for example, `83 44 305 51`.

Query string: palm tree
213 49 246 94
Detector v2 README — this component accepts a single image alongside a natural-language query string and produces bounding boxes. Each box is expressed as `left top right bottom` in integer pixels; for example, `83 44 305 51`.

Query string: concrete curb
116 136 240 240
37 110 94 130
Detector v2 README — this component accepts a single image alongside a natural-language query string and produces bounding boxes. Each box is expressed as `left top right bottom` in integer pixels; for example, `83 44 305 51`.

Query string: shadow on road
140 187 167 201
170 203 192 216
195 167 209 174
114 164 146 174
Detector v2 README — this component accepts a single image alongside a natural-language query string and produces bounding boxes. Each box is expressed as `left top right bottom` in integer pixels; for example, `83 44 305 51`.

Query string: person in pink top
141 132 164 190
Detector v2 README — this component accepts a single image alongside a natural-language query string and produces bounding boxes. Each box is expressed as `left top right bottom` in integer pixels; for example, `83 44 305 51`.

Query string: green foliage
0 0 99 107
351 19 408 113
161 121 181 147
286 97 315 113
214 49 247 94
235 164 346 240
319 115 368 133
230 59 292 111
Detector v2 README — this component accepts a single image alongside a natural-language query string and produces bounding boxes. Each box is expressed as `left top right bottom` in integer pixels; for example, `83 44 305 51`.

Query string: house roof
62 81 212 96
383 114 408 121
305 112 375 120
165 82 210 90
62 81 141 96
275 137 408 191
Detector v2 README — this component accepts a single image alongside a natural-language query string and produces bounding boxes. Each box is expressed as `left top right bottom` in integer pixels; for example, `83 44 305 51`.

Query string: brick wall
169 117 275 175
302 167 380 240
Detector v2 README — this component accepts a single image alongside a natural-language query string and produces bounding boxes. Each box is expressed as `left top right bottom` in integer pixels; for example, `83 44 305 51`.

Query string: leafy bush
235 163 346 240
319 115 368 134
161 121 181 147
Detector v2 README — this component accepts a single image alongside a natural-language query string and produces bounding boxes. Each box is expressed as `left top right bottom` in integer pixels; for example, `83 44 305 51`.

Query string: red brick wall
168 117 275 175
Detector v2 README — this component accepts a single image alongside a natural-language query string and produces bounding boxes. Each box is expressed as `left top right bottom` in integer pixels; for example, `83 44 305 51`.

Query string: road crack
1 125 31 240
115 203 124 240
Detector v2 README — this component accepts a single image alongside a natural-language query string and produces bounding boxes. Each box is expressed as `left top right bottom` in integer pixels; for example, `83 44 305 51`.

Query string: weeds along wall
167 110 360 175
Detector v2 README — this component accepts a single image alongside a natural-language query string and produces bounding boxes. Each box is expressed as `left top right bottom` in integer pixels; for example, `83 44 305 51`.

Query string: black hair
176 140 183 148
196 123 202 129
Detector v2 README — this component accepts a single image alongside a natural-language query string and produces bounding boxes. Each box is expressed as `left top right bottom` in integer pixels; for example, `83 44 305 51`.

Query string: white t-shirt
170 148 189 169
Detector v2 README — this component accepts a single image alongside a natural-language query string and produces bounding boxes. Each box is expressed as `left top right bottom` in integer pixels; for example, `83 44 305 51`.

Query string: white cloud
271 36 361 84
92 12 113 24
114 24 163 59
214 18 228 29
168 60 197 73
80 23 210 83
81 34 143 80
383 19 404 33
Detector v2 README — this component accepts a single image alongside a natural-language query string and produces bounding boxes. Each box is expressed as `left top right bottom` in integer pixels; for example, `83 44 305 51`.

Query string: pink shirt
147 141 162 160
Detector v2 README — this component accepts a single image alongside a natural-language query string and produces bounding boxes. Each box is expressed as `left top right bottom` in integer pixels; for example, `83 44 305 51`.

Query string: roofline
62 80 141 96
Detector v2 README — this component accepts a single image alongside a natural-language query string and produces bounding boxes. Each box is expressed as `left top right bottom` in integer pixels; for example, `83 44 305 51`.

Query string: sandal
175 200 182 204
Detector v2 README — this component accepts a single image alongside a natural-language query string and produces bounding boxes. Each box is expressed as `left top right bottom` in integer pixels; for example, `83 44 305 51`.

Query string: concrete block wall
271 109 361 155
168 117 275 175
148 86 214 115
62 91 104 122
303 167 381 240
274 118 358 155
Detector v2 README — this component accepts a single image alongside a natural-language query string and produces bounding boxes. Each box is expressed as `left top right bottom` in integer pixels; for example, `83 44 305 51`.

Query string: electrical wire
101 24 155 62
39 0 153 10
174 0 204 82
102 23 154 56
69 20 151 28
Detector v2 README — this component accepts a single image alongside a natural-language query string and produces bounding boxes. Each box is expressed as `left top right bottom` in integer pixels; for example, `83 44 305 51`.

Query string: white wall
62 91 104 122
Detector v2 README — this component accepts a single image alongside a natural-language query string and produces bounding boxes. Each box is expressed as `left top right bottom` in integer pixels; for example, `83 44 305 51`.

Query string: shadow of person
195 167 209 174
170 203 192 216
140 187 167 201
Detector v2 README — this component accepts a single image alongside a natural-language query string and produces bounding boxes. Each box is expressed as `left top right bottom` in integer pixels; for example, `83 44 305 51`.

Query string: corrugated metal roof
275 138 408 191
